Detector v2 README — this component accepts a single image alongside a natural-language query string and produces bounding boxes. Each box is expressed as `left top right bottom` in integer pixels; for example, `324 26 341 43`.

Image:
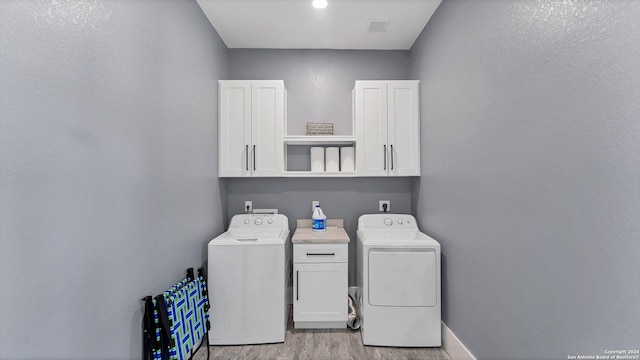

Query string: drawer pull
306 252 335 256
237 238 258 242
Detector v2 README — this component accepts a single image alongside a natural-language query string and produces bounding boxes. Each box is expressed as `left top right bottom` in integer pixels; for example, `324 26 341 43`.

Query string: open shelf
283 135 356 145
283 171 357 178
285 140 356 176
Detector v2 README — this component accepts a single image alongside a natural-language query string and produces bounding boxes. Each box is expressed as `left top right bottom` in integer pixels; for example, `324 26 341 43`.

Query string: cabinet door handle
306 253 335 256
253 145 256 171
245 145 249 171
296 270 299 301
390 144 394 170
383 145 387 170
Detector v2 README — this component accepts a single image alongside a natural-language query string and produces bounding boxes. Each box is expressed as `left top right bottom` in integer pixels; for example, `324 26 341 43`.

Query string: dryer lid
357 229 440 247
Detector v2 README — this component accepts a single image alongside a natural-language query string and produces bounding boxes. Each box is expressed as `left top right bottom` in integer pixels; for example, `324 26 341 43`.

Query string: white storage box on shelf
340 146 355 172
310 147 325 172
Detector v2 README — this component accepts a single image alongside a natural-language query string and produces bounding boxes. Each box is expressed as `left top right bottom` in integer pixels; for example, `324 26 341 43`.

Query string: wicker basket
306 122 334 135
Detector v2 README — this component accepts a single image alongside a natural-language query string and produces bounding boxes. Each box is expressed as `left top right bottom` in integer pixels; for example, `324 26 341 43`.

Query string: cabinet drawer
294 243 348 263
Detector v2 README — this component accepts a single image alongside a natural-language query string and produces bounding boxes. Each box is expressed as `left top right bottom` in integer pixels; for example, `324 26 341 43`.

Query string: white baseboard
442 322 477 360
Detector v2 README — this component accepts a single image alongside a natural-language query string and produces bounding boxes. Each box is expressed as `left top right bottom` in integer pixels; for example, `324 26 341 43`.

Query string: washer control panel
359 214 418 229
230 214 288 230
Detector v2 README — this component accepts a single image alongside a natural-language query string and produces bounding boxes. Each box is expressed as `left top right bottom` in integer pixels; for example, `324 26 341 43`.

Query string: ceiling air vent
366 19 389 33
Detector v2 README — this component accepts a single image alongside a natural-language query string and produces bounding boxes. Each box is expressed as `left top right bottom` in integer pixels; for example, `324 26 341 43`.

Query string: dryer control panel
358 214 418 230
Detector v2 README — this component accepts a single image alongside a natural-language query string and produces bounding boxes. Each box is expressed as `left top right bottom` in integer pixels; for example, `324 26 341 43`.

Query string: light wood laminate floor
193 311 451 360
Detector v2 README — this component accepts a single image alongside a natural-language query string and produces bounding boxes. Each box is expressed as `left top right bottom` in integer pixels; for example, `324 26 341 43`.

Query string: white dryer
357 214 441 347
208 213 290 345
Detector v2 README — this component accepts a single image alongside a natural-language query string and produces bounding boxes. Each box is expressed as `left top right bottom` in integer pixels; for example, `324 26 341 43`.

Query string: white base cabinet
292 230 349 329
294 261 348 328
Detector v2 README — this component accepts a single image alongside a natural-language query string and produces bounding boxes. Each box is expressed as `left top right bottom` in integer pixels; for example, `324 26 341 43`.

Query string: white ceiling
196 0 442 50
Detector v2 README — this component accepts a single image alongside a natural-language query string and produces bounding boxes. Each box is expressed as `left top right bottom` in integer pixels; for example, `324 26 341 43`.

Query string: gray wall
409 1 640 359
227 49 413 285
0 1 229 359
229 49 410 135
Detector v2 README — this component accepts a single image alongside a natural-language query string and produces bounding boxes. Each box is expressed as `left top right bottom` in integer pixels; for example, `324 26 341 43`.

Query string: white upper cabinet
354 81 388 176
219 80 285 177
354 81 420 177
219 79 419 178
387 81 421 176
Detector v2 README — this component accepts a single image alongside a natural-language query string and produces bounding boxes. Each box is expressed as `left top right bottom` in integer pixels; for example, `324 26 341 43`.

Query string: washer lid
229 229 283 239
368 249 437 307
208 229 287 246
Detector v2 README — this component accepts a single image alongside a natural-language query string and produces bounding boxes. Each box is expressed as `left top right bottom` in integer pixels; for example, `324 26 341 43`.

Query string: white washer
208 213 290 345
357 214 441 347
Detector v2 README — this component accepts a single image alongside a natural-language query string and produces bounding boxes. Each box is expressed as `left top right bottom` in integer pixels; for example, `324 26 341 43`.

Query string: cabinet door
294 262 348 322
219 81 251 177
355 81 389 176
251 81 284 177
387 81 420 176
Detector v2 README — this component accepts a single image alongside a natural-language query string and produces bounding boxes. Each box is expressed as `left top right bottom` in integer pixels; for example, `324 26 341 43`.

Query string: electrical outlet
312 200 319 213
379 200 390 212
244 201 253 213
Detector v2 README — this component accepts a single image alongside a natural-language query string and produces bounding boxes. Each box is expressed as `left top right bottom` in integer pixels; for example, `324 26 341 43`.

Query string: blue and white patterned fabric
165 278 208 360
163 276 210 360
145 270 210 360
152 298 162 360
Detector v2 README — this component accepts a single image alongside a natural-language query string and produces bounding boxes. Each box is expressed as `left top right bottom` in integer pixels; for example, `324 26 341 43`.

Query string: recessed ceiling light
312 0 328 10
